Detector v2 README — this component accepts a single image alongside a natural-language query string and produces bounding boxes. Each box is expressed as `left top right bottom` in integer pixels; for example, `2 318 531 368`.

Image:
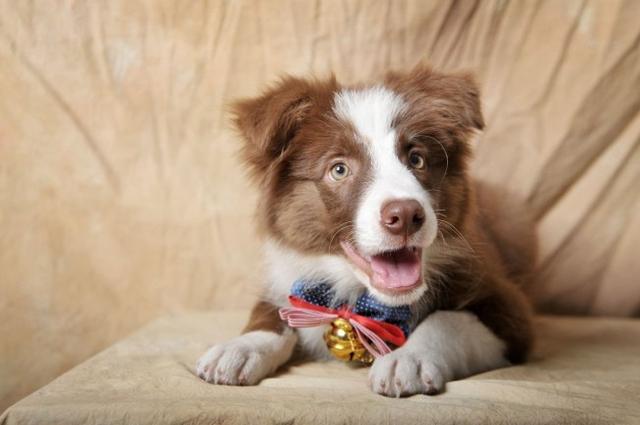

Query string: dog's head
233 66 483 305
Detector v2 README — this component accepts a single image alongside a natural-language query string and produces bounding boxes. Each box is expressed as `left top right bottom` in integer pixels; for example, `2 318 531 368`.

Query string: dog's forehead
332 86 405 143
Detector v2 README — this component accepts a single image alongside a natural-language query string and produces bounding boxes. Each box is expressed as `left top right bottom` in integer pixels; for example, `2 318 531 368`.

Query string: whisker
432 138 449 185
437 218 476 254
328 221 354 252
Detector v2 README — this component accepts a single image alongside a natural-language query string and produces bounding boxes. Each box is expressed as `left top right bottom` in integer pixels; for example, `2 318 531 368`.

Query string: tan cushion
2 311 639 424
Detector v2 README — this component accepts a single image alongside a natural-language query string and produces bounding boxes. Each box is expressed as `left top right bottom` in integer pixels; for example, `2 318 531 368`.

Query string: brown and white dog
196 65 535 397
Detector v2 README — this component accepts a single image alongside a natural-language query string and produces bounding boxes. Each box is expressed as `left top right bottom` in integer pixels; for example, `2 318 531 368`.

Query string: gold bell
323 318 373 364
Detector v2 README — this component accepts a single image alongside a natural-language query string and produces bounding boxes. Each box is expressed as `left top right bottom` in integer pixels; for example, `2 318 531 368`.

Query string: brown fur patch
475 181 538 284
243 300 285 334
232 75 374 255
420 183 536 363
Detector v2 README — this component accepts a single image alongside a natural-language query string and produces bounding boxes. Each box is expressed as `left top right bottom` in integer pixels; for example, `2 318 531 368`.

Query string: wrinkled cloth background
1 0 639 411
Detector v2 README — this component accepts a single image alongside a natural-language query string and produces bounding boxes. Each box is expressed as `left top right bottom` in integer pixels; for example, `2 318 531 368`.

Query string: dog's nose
380 199 425 236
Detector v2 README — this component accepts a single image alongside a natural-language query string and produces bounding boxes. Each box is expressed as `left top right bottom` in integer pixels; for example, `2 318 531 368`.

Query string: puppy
196 65 535 397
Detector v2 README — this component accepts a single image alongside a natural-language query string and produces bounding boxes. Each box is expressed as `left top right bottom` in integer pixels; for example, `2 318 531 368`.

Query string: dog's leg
369 310 508 397
196 300 297 385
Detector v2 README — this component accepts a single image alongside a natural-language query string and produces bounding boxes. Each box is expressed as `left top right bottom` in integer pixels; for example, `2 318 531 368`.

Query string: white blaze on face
333 86 438 256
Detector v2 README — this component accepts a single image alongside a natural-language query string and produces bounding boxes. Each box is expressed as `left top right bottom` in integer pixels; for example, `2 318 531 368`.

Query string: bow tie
279 280 414 359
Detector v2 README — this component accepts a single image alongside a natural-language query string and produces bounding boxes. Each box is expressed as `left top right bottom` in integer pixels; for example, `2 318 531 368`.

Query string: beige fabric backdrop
1 0 639 412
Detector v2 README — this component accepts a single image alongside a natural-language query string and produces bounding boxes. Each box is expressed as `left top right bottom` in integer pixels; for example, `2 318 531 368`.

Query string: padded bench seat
2 311 640 425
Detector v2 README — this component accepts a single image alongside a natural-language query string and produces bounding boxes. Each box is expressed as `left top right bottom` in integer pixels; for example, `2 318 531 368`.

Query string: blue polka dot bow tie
278 280 413 359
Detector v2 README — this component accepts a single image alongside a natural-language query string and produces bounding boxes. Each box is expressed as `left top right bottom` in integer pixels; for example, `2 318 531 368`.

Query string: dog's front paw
369 349 445 397
196 331 292 386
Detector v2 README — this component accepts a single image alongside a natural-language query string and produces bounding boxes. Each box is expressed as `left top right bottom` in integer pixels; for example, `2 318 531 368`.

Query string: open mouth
340 241 422 293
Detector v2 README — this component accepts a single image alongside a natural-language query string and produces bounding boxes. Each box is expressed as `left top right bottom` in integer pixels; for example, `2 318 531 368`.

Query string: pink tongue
370 248 421 288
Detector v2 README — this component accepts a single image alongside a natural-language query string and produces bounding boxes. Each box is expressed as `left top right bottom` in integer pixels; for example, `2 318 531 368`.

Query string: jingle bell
323 318 374 364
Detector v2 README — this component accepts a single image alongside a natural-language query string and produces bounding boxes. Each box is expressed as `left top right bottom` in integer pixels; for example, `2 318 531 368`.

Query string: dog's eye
329 163 350 181
409 152 425 169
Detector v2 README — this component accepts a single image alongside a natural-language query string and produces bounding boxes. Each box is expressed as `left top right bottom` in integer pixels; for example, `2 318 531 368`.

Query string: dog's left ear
386 66 485 132
231 77 318 181
438 71 485 132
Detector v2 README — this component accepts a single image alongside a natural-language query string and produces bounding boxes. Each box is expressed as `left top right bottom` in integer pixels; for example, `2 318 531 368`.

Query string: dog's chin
340 241 427 307
366 279 428 307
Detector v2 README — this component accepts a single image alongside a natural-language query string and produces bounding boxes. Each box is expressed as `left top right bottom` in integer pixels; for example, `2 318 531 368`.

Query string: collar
290 279 414 337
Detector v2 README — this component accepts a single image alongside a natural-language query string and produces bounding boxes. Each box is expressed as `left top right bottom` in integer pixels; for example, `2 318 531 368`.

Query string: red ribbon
283 295 406 349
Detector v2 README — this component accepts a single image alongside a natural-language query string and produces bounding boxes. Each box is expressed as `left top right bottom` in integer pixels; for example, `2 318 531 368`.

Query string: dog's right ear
232 77 316 181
